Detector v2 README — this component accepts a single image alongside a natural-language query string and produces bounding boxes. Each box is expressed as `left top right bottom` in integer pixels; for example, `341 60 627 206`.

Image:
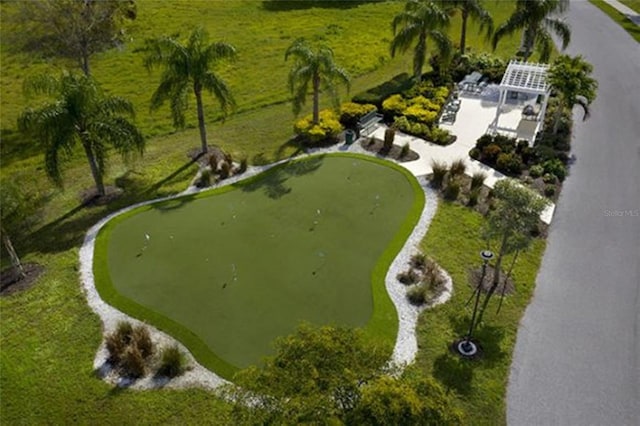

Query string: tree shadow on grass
242 155 324 199
261 0 377 11
433 352 474 396
21 160 198 255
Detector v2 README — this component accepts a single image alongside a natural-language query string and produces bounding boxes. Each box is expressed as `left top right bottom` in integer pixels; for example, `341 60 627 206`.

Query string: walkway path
507 1 640 424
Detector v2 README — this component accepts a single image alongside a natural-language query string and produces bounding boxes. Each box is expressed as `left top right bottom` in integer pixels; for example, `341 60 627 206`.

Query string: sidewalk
602 0 640 25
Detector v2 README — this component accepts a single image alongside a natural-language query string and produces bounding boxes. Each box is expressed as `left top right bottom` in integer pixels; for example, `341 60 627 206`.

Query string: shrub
470 171 487 190
542 173 557 184
397 269 419 285
410 253 427 271
430 160 448 188
496 153 523 175
407 284 427 305
400 143 410 158
404 104 438 124
381 94 407 117
481 144 502 163
475 134 495 151
197 169 212 188
238 157 248 174
219 161 231 179
449 158 466 176
121 346 146 378
468 187 480 206
529 164 544 178
444 178 461 201
430 127 453 146
132 325 154 359
534 144 557 162
493 134 517 152
383 127 395 151
339 102 377 128
208 154 218 172
542 159 567 181
293 109 343 146
469 147 480 160
157 345 187 378
544 184 556 197
105 333 127 365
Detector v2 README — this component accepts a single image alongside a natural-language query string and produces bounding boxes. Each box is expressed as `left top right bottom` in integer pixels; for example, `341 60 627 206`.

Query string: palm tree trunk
194 85 208 154
460 10 468 55
81 140 105 196
312 73 320 125
477 233 509 324
552 100 565 134
1 226 25 280
414 32 427 81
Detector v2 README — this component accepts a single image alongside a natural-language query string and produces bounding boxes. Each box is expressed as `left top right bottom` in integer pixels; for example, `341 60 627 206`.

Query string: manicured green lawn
94 154 424 378
590 0 640 43
619 0 640 14
415 202 545 425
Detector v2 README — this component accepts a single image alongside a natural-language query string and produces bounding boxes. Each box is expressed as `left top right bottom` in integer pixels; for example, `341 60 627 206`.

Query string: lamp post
458 249 494 357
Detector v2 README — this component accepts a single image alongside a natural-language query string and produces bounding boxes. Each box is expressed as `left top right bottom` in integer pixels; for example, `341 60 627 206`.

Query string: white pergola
489 60 551 145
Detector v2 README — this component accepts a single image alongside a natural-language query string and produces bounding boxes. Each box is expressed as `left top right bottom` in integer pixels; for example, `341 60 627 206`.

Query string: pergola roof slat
500 60 550 94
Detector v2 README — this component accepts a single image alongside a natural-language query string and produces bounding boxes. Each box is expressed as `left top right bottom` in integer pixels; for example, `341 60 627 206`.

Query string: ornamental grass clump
430 160 448 188
157 345 187 378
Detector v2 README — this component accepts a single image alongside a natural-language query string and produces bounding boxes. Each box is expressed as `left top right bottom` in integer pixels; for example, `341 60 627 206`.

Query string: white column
491 88 506 133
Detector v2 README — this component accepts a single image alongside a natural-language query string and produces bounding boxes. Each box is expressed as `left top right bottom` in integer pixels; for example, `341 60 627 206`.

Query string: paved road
507 2 640 425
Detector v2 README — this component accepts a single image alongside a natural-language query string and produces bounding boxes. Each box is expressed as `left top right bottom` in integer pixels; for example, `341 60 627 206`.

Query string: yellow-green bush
294 109 344 146
408 96 441 112
339 102 377 127
382 94 407 117
404 105 438 124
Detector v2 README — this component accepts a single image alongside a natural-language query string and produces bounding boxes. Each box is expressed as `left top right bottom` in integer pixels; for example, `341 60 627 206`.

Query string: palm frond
544 17 571 50
201 72 236 117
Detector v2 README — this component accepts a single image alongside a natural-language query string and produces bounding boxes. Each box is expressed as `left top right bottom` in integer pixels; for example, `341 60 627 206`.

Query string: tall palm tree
18 71 144 197
547 55 598 134
285 38 350 124
390 0 452 81
437 0 493 54
492 0 571 62
141 27 236 154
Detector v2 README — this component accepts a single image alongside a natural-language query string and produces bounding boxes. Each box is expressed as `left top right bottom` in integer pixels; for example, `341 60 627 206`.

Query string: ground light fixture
455 249 494 358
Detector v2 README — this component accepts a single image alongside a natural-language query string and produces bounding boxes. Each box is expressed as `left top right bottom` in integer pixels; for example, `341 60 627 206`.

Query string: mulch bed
0 263 45 296
80 185 124 206
468 265 515 295
359 138 420 163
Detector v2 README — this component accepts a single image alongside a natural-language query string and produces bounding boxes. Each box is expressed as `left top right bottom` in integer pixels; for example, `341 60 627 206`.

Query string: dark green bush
444 179 461 201
542 173 557 184
397 269 419 285
157 345 187 378
542 159 567 181
496 152 523 175
449 158 466 176
238 157 248 174
475 134 495 151
529 164 544 178
469 147 480 160
430 127 454 146
470 171 487 190
197 169 212 188
481 144 502 163
544 184 556 197
534 144 557 163
430 161 448 188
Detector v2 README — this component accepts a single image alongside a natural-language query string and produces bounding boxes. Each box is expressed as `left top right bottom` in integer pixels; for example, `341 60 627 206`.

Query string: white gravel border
78 140 452 390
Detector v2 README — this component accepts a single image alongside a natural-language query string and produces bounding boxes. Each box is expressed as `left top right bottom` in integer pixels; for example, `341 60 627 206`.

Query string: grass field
0 1 550 423
93 154 423 378
416 202 545 425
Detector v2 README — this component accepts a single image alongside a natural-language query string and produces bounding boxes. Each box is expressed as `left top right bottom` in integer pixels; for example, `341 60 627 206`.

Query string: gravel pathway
78 140 451 389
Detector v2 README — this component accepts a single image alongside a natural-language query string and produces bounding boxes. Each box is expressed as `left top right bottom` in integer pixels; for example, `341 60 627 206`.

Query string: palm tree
390 0 452 81
492 0 571 62
18 71 144 197
437 0 493 55
141 27 236 154
285 38 350 124
547 55 598 134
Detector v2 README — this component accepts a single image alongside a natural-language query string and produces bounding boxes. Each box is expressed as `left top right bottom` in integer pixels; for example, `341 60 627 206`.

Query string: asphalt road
507 2 640 425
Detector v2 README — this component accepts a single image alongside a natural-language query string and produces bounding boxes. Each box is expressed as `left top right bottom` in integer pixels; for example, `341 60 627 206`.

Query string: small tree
391 0 452 81
225 324 390 424
18 72 144 197
548 55 598 134
478 179 548 321
285 38 350 125
10 0 137 76
141 27 237 155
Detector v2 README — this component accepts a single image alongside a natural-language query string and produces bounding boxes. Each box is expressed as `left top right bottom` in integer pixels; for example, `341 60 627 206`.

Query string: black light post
458 249 494 357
